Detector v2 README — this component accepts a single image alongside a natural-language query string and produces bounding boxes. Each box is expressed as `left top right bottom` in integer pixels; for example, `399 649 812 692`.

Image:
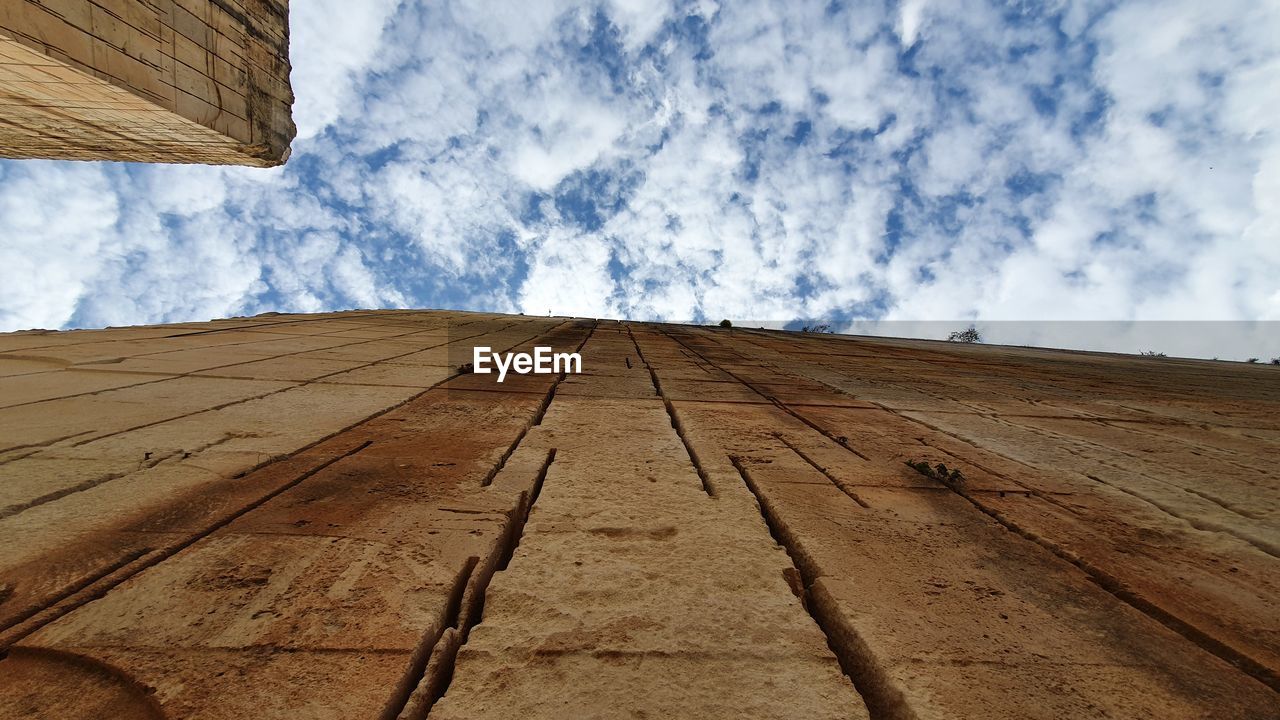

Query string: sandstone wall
0 311 1276 718
0 0 294 166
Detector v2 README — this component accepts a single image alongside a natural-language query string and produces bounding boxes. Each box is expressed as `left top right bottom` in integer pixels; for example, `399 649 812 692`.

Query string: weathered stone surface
433 330 865 718
0 0 294 166
0 311 1276 718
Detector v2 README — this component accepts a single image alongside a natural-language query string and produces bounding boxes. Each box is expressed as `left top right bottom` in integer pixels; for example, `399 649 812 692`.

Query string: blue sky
1 0 1278 356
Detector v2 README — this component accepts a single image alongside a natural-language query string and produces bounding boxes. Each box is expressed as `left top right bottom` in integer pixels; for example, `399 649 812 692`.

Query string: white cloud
518 228 619 318
0 163 118 329
510 97 629 191
897 0 928 47
606 0 675 49
289 0 402 139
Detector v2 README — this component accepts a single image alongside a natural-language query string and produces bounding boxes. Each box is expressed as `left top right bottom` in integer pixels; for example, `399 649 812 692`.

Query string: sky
1 0 1278 359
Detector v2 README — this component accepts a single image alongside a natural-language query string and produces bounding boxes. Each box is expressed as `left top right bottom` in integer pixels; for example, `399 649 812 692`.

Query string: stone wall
0 311 1276 717
0 0 294 166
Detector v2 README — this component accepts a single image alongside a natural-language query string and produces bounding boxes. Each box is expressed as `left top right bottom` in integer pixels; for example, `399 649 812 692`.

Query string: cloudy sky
1 0 1278 357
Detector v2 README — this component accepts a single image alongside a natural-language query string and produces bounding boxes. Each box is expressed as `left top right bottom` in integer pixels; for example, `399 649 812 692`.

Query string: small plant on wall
947 327 982 343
